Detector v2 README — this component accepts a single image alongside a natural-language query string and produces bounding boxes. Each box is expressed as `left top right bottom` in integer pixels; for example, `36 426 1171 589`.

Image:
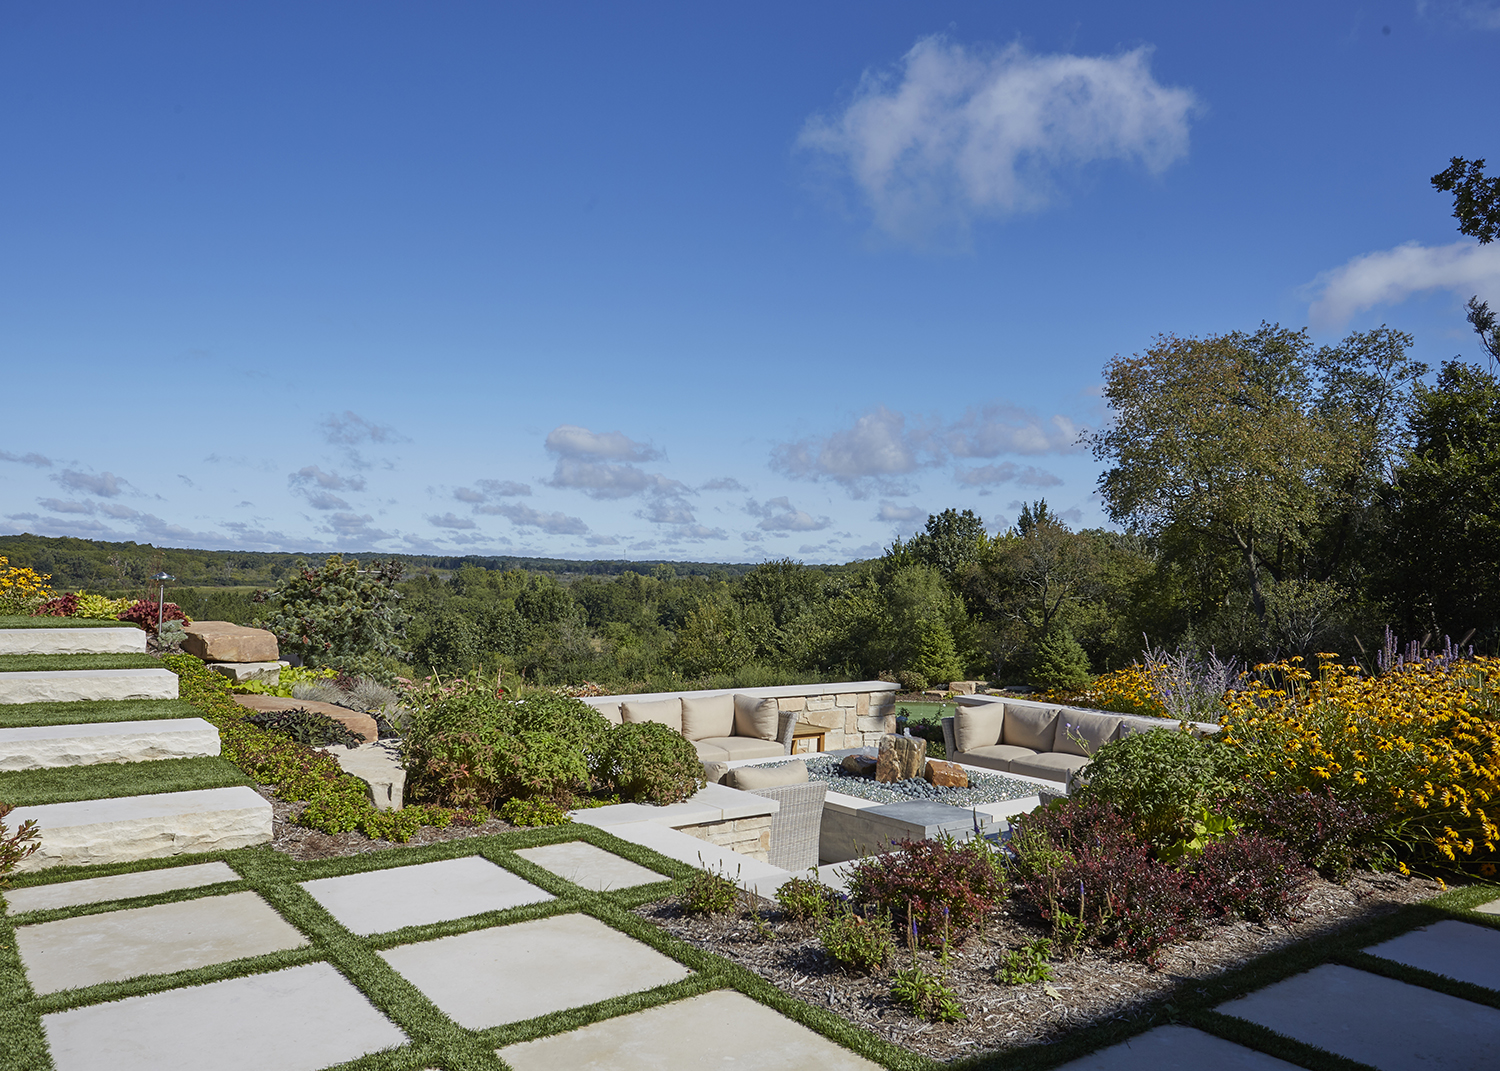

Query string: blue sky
3 1 1499 564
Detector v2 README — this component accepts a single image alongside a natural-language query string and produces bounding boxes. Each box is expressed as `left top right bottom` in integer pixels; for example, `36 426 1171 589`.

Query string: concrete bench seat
0 718 220 770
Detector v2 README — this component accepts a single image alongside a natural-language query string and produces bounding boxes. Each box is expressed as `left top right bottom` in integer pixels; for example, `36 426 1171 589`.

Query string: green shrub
500 797 573 827
775 874 844 924
680 861 740 915
1072 728 1237 854
890 962 965 1022
1029 628 1092 691
243 707 363 748
253 555 410 677
0 801 42 901
600 721 704 805
995 938 1054 984
818 907 895 972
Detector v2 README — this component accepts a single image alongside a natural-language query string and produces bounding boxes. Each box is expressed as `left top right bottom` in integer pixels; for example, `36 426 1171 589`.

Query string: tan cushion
1008 752 1090 784
960 743 1037 771
622 697 682 734
701 760 729 784
1054 710 1124 757
1003 703 1060 752
733 694 780 740
681 693 735 741
727 761 808 790
699 736 786 760
584 700 622 725
954 706 1005 752
694 740 731 762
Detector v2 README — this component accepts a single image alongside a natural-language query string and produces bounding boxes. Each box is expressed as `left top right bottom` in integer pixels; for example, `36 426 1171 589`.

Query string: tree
1090 324 1423 652
1433 158 1500 369
253 556 410 675
908 508 988 582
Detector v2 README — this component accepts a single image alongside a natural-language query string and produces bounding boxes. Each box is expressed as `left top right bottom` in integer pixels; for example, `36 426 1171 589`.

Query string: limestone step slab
0 668 179 705
0 718 220 771
8 786 272 872
0 627 147 656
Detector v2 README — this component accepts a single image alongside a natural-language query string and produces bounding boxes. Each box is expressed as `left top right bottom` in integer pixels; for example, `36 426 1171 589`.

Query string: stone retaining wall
581 681 900 751
676 815 775 862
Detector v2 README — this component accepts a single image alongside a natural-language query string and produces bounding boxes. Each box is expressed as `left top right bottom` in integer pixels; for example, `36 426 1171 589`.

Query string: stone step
7 786 272 872
0 626 147 656
0 718 221 771
0 668 179 705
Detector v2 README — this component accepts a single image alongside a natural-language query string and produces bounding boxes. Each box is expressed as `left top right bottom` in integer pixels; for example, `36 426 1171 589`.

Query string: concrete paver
1052 1024 1301 1070
1473 896 1500 915
1217 963 1500 1071
497 988 882 1070
301 855 552 935
41 961 406 1071
1364 919 1500 990
380 911 690 1029
4 860 239 914
16 890 307 994
513 841 666 891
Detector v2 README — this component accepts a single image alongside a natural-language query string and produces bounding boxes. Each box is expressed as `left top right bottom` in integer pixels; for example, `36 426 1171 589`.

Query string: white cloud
800 37 1198 243
38 498 96 515
954 462 1062 487
666 524 728 542
771 406 935 495
701 476 747 492
52 470 128 497
0 451 52 467
321 411 402 445
427 512 478 530
947 404 1080 456
876 501 925 522
290 465 367 492
322 512 395 544
455 478 531 501
586 534 620 546
544 424 661 462
545 458 656 499
304 490 351 511
1306 240 1500 329
746 497 832 533
487 502 591 535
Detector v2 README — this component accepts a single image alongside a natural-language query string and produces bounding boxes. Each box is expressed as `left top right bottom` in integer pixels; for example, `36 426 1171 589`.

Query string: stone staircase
0 625 271 871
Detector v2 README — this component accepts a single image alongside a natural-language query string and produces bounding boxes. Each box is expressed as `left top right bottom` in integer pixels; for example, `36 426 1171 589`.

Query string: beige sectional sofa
589 691 796 764
941 695 1218 786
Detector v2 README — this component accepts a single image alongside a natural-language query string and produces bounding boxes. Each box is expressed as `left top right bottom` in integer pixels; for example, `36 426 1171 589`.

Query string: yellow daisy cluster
1219 654 1500 866
1042 663 1170 719
0 556 55 615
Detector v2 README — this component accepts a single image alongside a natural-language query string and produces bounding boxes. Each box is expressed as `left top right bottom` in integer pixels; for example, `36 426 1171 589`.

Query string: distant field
894 700 960 723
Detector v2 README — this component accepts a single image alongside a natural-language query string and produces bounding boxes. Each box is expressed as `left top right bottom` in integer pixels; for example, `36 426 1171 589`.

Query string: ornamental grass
1219 654 1500 871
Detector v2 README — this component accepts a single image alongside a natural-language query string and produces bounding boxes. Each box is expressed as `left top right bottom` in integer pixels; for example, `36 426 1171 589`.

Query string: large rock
876 734 927 782
207 661 287 685
0 718 220 771
182 622 279 663
0 626 146 656
320 740 406 810
232 694 378 743
923 760 968 788
840 754 877 778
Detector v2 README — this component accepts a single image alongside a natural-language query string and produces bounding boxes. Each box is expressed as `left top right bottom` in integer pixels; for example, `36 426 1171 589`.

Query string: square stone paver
1472 896 1500 915
1218 964 1500 1071
1052 1024 1301 1070
513 842 666 891
42 961 406 1071
4 861 239 914
380 912 690 1029
16 891 307 994
1365 919 1500 991
301 855 552 936
497 988 881 1069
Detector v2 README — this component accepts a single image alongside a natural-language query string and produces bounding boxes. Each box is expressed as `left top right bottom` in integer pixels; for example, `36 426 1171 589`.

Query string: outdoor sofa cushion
694 736 786 762
956 743 1038 772
1009 752 1091 785
681 694 735 740
733 694 780 741
727 760 808 790
622 697 683 733
954 706 1004 752
1003 703 1061 751
1054 709 1125 757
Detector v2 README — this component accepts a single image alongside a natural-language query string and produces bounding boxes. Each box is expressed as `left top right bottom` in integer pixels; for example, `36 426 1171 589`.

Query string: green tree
907 508 988 583
253 556 410 675
1432 156 1500 370
1028 627 1092 690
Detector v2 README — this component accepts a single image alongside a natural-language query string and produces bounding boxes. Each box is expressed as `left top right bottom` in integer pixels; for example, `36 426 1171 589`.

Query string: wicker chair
746 780 828 871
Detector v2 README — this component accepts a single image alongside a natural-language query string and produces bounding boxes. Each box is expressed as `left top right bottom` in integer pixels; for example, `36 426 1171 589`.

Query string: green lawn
0 756 250 807
0 654 161 673
0 699 201 729
0 616 136 630
894 701 959 724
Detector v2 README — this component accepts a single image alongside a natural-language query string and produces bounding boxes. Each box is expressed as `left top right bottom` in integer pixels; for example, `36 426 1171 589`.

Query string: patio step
0 668 179 705
6 786 273 872
0 626 147 656
0 718 220 771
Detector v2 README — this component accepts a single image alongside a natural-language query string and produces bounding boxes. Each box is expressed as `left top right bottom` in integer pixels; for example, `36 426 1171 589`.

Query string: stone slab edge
0 627 147 656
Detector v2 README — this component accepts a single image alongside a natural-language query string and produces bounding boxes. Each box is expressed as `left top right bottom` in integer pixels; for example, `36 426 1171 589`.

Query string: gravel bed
757 755 1042 807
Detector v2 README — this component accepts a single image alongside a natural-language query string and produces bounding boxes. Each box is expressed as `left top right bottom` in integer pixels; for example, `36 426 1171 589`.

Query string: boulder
840 754 877 778
231 694 378 744
947 681 980 696
876 734 927 782
923 760 968 788
182 622 279 663
207 661 287 685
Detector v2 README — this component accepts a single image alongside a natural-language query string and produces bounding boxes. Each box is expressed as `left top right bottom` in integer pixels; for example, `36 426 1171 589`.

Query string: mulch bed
635 870 1445 1063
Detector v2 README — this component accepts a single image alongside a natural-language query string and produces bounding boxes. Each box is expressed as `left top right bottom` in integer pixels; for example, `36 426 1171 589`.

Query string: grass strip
0 653 161 673
0 699 200 728
0 617 131 630
1183 1010 1378 1071
0 756 250 806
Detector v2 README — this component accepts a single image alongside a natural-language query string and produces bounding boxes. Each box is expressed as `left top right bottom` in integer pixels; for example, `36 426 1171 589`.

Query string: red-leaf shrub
1190 833 1312 922
33 593 79 617
118 600 188 635
847 834 1008 948
1239 787 1390 882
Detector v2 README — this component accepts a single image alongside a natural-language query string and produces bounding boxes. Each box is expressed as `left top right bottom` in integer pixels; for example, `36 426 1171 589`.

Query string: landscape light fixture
151 573 174 633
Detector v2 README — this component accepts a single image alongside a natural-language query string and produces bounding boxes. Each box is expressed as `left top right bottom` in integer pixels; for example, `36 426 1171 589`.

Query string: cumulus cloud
322 512 394 543
52 470 128 497
38 498 96 515
545 425 662 462
771 406 936 496
486 503 591 535
876 501 925 522
427 512 478 530
954 462 1063 487
746 497 832 533
321 411 403 445
586 534 620 546
0 451 52 467
666 524 729 542
947 404 1081 456
290 465 367 492
800 37 1198 242
545 458 658 499
303 491 351 511
701 476 747 492
454 479 531 504
1306 240 1500 329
